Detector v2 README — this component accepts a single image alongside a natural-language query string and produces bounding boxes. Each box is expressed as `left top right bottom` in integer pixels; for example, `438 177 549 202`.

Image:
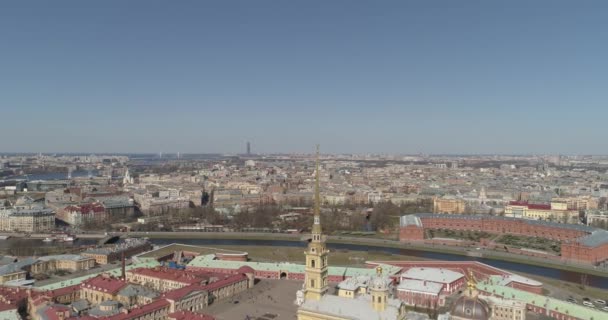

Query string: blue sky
1 1 607 154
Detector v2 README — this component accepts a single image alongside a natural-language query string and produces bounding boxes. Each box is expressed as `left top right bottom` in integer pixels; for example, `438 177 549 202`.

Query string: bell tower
370 266 389 312
304 145 329 301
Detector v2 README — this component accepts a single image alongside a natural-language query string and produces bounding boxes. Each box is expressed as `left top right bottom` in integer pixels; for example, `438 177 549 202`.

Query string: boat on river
50 233 77 242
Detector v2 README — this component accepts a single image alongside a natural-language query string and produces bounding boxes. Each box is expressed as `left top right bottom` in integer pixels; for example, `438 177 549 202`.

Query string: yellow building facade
553 196 598 210
434 196 466 214
30 255 96 274
0 270 26 284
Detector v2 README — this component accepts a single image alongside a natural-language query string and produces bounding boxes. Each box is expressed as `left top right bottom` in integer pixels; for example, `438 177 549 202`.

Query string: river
148 238 608 289
2 237 606 289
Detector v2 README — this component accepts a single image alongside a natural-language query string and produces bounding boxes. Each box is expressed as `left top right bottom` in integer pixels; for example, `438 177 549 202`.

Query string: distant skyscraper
246 141 251 155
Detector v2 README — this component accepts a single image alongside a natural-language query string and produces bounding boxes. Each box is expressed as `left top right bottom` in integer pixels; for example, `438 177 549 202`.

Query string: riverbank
128 231 608 277
191 244 429 266
517 271 608 301
334 236 608 277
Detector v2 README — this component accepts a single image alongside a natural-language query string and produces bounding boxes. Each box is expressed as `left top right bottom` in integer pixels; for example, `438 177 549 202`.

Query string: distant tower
67 167 73 179
123 168 134 185
304 145 329 301
479 186 487 204
159 152 162 159
246 141 251 155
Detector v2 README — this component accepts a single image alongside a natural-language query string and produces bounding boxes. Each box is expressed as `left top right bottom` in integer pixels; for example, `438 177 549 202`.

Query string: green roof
0 309 21 320
187 254 401 277
36 259 160 291
478 276 607 320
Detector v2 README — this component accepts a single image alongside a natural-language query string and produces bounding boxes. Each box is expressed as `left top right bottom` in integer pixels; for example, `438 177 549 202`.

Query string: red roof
162 284 207 301
237 266 255 274
169 311 215 320
81 275 127 295
508 201 528 206
0 303 17 312
202 274 247 292
44 305 71 320
65 202 105 214
129 267 209 285
0 287 28 311
68 301 170 320
44 284 81 298
508 201 551 210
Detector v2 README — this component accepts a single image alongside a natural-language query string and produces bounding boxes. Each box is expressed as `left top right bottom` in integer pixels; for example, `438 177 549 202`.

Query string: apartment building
1 208 55 232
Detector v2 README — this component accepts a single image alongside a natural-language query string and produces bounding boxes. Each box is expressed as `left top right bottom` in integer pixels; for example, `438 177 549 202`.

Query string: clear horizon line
1 151 607 157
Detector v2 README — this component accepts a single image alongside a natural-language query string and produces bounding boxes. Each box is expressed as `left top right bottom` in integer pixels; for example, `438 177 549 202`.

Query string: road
0 232 108 239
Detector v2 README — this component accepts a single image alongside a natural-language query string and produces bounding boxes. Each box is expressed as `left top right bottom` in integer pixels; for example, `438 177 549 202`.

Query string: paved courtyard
206 279 302 320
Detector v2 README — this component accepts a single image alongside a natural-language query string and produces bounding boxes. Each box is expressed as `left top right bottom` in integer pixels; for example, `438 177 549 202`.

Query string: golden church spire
312 144 322 236
304 144 329 300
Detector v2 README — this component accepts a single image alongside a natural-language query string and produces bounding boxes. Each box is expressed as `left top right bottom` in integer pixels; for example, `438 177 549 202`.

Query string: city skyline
2 2 608 318
2 1 608 154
